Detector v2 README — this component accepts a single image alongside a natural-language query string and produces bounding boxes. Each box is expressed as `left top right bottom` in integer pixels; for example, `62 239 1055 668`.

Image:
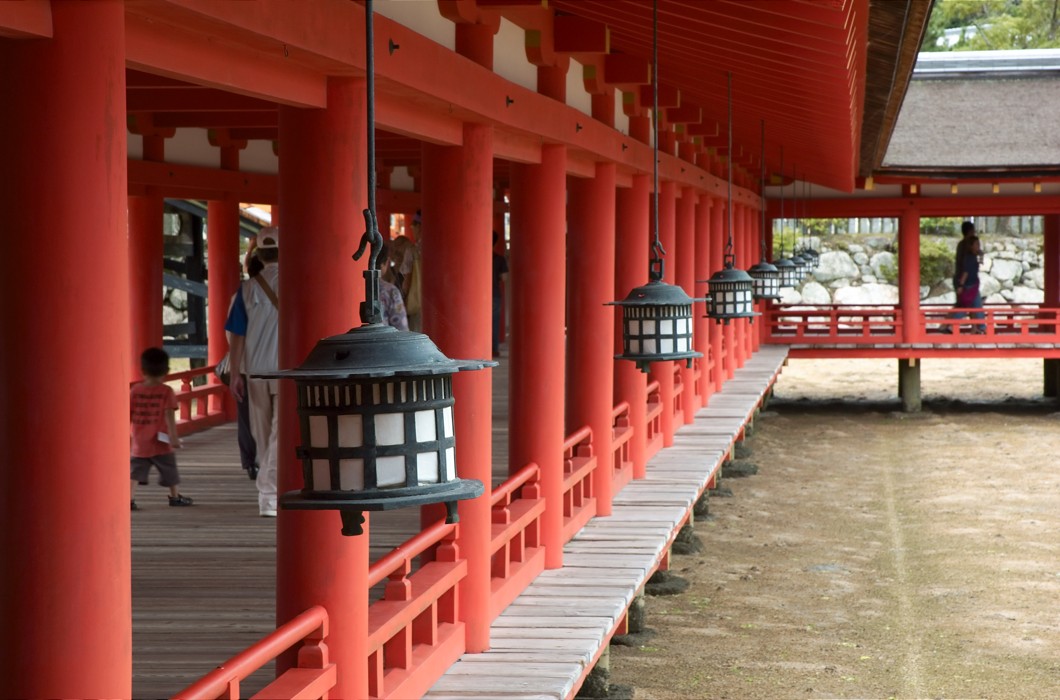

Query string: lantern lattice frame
609 277 702 372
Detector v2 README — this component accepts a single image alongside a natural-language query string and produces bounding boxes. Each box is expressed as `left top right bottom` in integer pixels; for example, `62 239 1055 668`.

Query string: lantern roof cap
255 323 496 380
748 260 780 274
702 265 755 285
607 279 704 307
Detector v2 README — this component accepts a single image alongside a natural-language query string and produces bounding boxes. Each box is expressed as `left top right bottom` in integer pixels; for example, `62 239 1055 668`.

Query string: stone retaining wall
780 235 1045 305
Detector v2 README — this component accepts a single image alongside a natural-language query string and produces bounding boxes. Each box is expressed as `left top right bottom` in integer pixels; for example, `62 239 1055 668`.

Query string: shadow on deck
134 347 788 699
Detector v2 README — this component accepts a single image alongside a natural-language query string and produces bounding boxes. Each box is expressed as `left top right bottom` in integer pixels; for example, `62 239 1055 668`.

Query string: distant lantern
748 259 781 300
707 255 758 323
610 275 701 373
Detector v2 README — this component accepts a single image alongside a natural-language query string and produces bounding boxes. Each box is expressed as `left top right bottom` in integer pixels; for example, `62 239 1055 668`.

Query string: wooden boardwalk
425 345 789 700
132 347 787 699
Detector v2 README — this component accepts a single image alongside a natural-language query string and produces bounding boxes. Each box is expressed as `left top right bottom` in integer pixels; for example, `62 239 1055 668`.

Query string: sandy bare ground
608 358 1060 700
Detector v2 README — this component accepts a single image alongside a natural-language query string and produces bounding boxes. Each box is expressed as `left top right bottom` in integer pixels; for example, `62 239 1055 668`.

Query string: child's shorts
130 453 180 488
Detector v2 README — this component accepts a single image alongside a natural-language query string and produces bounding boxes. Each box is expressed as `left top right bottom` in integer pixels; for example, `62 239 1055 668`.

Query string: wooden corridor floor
131 347 788 699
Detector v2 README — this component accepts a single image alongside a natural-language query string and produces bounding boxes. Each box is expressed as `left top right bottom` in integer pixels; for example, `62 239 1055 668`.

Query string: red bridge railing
177 358 698 698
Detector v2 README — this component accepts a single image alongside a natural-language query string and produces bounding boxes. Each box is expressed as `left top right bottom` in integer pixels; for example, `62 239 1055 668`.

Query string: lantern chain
648 0 665 283
353 0 384 326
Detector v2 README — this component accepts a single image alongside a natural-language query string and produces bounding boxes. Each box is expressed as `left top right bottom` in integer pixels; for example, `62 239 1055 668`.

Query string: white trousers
247 377 279 514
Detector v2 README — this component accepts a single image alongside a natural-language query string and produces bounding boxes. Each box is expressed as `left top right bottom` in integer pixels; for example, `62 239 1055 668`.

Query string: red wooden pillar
0 4 129 697
129 135 165 379
731 203 748 369
710 195 728 389
509 145 567 569
651 180 678 446
422 124 494 651
568 163 617 516
677 187 697 423
695 194 714 405
742 204 756 359
208 147 242 419
277 77 367 699
1045 215 1060 308
615 176 650 479
750 206 763 351
1043 215 1060 396
899 206 922 343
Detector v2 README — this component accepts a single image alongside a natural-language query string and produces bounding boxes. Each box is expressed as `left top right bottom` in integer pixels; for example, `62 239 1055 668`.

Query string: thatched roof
881 50 1060 177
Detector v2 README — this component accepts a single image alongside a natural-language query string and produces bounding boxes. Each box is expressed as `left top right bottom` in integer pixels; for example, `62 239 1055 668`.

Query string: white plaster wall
374 0 454 50
390 166 415 192
566 59 592 117
128 132 143 160
615 89 629 136
494 18 536 91
164 128 218 168
240 139 279 174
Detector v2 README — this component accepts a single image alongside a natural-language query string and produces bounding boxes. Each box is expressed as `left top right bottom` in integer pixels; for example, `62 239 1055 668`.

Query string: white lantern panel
661 338 674 354
377 455 406 488
628 319 640 335
417 451 440 484
643 338 657 354
338 459 365 491
677 318 688 335
444 447 456 480
312 459 332 490
376 412 405 446
660 319 673 335
643 319 656 334
442 406 454 438
337 414 363 448
678 336 690 352
309 415 329 448
415 410 437 442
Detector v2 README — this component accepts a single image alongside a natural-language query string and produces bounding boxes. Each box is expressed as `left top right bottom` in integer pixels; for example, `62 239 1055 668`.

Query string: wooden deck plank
427 346 788 700
133 346 786 699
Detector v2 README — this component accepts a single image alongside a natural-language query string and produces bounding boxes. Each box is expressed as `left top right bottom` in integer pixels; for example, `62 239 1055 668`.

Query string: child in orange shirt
130 347 193 510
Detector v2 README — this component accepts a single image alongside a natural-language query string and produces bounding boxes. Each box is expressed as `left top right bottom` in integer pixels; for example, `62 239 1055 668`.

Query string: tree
921 0 1060 51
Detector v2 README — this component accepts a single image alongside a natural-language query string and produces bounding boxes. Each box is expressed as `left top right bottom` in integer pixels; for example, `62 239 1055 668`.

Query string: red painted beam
666 104 702 124
228 127 278 141
605 53 651 85
0 0 51 39
152 110 279 128
126 87 277 112
554 15 609 54
125 12 326 108
767 195 1060 219
127 159 278 202
638 83 680 109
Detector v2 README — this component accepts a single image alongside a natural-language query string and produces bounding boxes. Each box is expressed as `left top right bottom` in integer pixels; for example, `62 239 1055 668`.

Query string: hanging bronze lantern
256 1 491 536
609 0 702 373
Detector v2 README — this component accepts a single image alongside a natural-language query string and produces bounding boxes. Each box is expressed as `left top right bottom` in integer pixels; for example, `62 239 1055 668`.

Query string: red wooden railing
765 305 902 343
366 519 467 700
644 380 663 461
765 303 1060 346
561 426 598 543
611 401 634 494
489 462 546 619
172 606 335 700
672 362 684 418
178 362 680 699
922 304 1060 340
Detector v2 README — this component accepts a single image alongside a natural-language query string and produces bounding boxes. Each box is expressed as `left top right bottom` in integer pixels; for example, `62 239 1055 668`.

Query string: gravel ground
608 357 1060 700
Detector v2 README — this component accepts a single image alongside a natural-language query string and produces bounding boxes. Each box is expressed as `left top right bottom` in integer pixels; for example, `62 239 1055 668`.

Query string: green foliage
879 256 898 285
891 238 954 288
923 0 1060 51
920 216 963 237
